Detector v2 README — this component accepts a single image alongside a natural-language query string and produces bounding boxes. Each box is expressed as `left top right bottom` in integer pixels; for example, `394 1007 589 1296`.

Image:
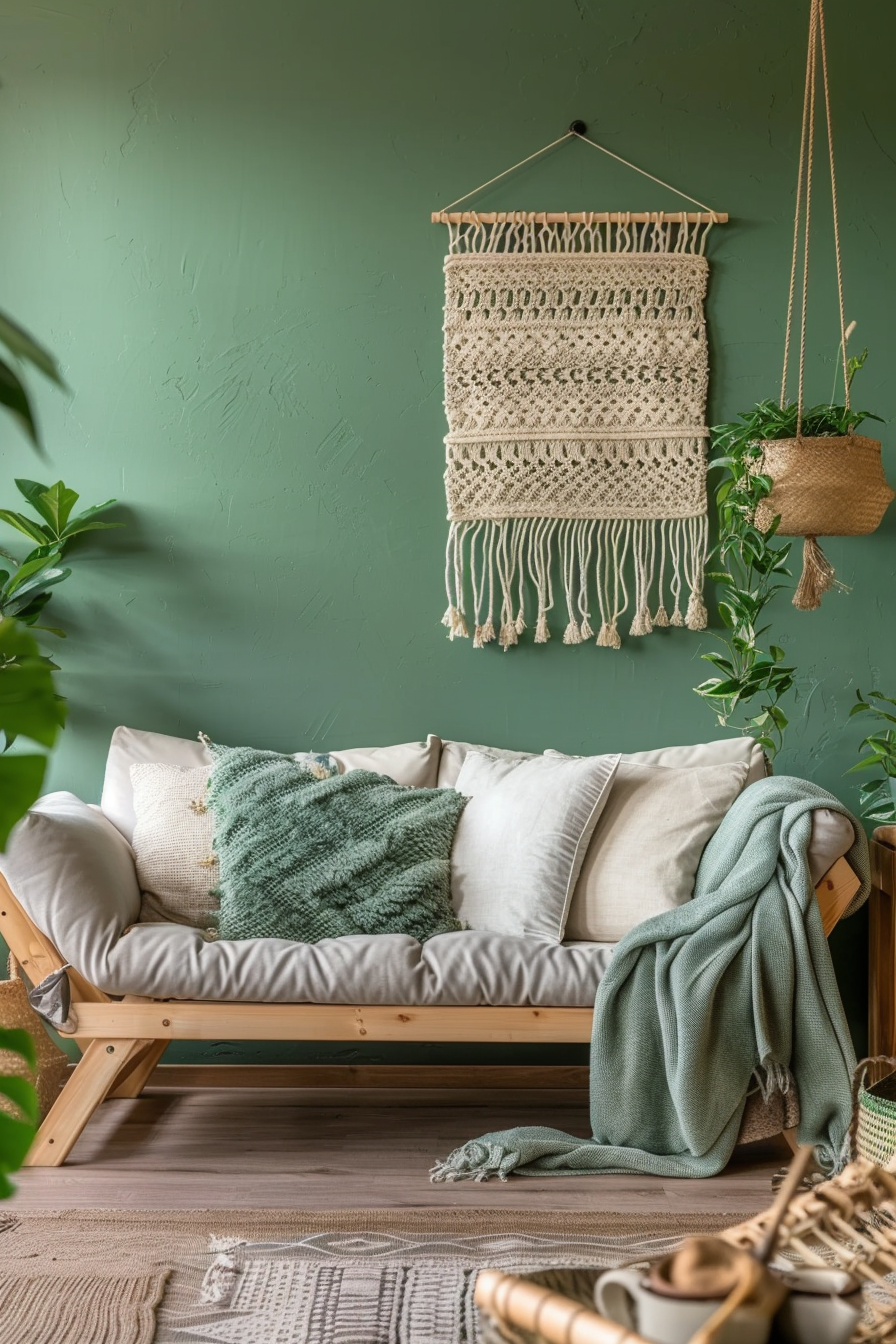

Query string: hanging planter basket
755 434 894 607
754 0 894 610
755 435 892 537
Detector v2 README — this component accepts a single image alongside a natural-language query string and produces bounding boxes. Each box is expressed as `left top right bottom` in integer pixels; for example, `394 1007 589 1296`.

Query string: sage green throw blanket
431 777 869 1182
208 745 466 944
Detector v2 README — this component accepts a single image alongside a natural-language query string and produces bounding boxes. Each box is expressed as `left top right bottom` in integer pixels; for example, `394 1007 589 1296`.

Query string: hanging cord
436 128 720 216
439 132 577 212
817 0 850 409
796 0 817 436
572 130 715 213
780 0 850 434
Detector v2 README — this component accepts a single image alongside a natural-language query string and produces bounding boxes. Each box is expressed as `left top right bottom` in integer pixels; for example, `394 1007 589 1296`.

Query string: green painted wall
1 0 893 1061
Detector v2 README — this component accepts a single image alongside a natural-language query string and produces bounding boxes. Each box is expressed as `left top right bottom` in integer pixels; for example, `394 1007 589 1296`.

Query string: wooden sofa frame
0 852 870 1168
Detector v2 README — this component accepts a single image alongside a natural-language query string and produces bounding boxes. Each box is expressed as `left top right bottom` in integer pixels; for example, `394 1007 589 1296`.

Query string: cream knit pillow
562 759 749 942
131 763 219 929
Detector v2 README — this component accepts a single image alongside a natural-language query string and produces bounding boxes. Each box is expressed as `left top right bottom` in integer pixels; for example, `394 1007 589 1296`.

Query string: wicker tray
476 1159 896 1344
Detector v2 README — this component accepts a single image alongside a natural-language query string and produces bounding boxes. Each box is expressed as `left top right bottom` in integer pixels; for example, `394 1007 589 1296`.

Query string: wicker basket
852 1056 896 1168
753 435 893 537
0 956 69 1120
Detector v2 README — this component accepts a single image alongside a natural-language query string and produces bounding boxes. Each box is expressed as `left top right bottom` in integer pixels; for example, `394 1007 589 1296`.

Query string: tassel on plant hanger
792 535 837 610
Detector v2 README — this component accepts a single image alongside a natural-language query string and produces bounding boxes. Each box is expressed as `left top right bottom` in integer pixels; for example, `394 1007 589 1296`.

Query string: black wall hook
569 120 587 136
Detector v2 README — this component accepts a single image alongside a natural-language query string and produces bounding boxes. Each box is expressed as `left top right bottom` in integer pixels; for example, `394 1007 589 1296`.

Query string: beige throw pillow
562 759 749 942
451 750 620 942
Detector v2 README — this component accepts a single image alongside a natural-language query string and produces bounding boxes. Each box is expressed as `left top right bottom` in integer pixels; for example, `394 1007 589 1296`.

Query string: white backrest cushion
438 740 536 788
451 750 620 942
563 759 749 942
330 735 441 789
103 726 443 843
103 728 211 843
439 736 767 790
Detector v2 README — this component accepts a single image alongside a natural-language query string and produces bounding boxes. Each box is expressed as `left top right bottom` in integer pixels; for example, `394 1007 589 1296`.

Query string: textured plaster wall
1 0 894 1059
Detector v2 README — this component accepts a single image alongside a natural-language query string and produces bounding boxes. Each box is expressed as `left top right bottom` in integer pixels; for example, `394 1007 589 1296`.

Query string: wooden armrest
873 826 896 900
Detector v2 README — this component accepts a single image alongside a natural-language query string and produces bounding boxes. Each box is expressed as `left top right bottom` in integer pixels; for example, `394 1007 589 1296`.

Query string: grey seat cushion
86 924 614 1005
1 793 612 1005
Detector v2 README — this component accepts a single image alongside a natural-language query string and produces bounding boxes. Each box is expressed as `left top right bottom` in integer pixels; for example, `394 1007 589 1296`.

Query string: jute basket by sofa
0 956 69 1120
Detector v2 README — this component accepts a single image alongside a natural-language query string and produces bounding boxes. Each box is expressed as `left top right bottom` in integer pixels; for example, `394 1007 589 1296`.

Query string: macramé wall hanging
432 123 728 649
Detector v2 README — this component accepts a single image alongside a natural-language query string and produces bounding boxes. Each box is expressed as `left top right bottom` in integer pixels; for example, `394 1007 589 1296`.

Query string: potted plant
749 342 891 611
847 690 896 825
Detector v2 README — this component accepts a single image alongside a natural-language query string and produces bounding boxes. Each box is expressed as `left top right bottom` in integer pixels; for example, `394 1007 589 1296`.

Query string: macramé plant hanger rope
432 122 728 648
763 0 893 611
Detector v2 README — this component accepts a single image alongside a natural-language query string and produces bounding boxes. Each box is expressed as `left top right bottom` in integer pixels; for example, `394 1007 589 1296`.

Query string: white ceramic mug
594 1268 775 1344
773 1268 863 1344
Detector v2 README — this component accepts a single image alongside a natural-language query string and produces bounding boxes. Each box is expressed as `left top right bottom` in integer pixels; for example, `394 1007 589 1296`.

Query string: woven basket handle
6 953 20 982
849 1055 896 1159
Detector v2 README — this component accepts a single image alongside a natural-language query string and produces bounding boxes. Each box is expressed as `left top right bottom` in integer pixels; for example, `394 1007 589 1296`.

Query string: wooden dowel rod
431 210 728 225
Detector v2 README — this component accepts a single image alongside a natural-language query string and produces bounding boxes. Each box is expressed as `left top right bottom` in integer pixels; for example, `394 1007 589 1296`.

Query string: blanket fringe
753 1060 792 1103
444 515 707 649
430 1140 519 1184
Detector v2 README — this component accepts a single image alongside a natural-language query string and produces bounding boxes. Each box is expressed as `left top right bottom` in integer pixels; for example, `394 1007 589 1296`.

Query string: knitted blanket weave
208 745 466 944
431 776 870 1182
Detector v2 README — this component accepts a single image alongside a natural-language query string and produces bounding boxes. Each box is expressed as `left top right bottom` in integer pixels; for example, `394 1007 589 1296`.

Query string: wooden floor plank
10 1086 789 1214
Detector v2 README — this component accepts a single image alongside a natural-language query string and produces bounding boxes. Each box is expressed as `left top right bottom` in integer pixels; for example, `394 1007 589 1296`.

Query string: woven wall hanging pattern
440 217 714 649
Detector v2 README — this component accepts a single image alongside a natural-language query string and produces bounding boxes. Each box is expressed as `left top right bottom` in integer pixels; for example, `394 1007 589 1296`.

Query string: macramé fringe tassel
443 515 708 649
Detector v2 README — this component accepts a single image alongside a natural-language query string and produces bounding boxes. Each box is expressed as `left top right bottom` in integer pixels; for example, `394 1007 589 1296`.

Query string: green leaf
0 617 60 750
845 757 888 774
0 510 50 545
61 497 118 536
60 519 123 542
0 1073 38 1126
0 309 63 385
0 755 47 850
0 1101 37 1173
33 481 79 536
0 1026 36 1070
4 552 61 597
0 357 37 445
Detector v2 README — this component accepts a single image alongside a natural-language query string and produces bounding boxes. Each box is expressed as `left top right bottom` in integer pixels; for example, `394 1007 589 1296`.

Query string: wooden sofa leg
107 1040 168 1099
25 1038 151 1168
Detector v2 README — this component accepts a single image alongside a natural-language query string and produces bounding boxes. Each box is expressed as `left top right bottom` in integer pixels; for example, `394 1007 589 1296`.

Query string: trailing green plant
695 436 795 758
695 393 880 758
847 689 896 824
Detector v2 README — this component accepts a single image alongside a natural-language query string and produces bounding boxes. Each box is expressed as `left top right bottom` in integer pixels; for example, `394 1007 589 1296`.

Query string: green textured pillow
207 743 467 944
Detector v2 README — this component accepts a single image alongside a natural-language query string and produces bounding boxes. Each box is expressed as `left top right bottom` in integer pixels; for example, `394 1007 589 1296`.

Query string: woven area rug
0 1208 737 1344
